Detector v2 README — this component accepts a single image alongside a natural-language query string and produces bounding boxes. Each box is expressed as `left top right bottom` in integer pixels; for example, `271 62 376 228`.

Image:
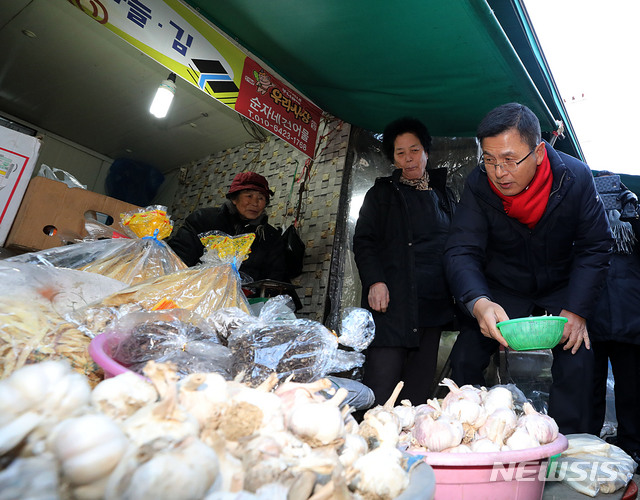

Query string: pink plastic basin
89 332 144 379
408 434 568 500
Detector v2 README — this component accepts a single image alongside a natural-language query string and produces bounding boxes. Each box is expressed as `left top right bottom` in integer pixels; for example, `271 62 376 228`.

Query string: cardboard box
0 128 41 246
5 176 139 252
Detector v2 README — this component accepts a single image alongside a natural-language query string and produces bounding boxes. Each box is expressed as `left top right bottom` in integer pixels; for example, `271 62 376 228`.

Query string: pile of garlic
393 378 559 454
0 360 413 500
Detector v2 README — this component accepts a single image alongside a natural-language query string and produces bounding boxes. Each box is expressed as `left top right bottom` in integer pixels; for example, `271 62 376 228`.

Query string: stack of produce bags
99 297 375 390
8 205 186 285
68 232 254 338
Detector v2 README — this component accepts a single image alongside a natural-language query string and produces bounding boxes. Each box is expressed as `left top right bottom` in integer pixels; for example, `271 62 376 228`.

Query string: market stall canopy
183 0 575 149
0 0 582 174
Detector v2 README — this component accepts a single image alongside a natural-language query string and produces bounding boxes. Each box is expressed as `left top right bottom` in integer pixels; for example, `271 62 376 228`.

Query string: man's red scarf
488 149 552 229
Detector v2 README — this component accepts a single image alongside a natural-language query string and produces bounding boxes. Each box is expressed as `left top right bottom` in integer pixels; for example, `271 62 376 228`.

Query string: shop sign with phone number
67 0 321 156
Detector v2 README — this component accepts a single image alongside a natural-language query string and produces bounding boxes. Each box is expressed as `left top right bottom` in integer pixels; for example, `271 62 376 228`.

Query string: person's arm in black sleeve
353 186 386 291
264 226 289 282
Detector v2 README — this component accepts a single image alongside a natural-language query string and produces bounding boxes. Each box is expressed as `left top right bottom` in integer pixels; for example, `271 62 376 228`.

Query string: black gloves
618 189 639 221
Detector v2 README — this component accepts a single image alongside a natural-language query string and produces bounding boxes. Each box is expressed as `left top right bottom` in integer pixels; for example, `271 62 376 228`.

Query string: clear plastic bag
337 307 375 351
258 295 297 322
205 307 260 345
67 232 253 337
228 319 338 386
8 206 186 285
108 309 232 379
550 433 637 497
0 262 126 383
38 163 86 189
327 349 366 373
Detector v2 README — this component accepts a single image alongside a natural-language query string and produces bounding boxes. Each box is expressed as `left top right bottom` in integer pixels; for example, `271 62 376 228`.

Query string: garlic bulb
358 382 404 448
229 374 285 435
351 445 409 498
0 360 91 456
483 386 514 415
91 372 157 421
201 434 245 493
518 402 558 444
0 360 90 421
292 446 341 476
414 401 440 419
440 378 484 408
337 432 369 468
287 388 347 446
179 372 230 434
477 407 517 446
239 436 296 493
122 362 199 446
470 437 501 453
397 429 414 449
0 381 32 426
443 397 486 428
50 413 128 497
0 411 42 456
0 453 59 499
505 427 540 450
274 378 333 416
412 414 464 452
393 400 416 430
343 412 359 434
105 436 220 500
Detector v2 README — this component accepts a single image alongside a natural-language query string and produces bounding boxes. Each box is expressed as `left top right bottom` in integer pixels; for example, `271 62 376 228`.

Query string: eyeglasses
481 149 535 174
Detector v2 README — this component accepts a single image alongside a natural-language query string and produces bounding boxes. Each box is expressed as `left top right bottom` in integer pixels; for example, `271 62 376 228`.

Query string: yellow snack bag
121 206 173 240
199 232 256 263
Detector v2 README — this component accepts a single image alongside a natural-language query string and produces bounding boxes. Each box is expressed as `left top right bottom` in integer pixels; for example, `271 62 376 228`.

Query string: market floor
542 473 639 499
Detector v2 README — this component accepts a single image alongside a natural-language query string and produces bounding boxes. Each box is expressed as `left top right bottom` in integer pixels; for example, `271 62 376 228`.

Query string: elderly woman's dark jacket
167 202 287 282
353 167 457 348
443 141 612 319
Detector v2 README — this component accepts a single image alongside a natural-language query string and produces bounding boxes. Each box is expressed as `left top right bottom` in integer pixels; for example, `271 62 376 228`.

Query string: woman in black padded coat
353 117 457 406
168 172 287 282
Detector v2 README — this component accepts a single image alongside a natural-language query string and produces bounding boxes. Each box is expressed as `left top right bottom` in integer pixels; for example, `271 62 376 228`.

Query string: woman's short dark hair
382 117 432 162
477 103 541 149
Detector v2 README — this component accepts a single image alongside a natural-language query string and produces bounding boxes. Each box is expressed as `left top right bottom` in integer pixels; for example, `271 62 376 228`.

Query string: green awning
182 0 560 139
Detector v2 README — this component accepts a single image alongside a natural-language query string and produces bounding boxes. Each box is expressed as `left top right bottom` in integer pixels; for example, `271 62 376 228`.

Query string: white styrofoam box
0 128 41 246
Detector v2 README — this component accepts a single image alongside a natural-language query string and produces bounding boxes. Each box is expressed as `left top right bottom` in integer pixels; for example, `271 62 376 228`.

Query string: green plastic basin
496 316 568 351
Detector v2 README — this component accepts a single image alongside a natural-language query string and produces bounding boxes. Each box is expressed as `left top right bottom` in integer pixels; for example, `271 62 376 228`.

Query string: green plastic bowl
496 316 568 351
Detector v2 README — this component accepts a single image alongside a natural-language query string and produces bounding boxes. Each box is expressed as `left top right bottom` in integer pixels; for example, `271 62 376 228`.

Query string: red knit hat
226 172 274 199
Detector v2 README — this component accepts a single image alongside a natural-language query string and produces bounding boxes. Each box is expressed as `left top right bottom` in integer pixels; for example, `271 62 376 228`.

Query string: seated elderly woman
167 172 288 282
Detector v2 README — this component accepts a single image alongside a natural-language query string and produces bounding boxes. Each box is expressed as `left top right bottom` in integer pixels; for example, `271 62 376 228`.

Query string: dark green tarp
183 0 559 139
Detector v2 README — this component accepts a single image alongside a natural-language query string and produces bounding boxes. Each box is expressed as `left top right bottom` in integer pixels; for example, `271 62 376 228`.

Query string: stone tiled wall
169 119 351 321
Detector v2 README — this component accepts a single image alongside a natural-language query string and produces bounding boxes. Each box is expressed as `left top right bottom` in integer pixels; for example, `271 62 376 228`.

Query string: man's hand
368 282 390 313
559 309 590 354
472 297 510 348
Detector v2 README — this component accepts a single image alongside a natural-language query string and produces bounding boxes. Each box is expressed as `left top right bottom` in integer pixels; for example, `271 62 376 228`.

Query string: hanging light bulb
149 73 176 118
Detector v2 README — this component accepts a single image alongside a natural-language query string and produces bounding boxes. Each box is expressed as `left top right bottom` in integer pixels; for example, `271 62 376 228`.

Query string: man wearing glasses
444 103 612 434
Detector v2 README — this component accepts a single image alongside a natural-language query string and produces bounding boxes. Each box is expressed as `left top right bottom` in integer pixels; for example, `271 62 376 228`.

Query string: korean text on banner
235 58 322 157
66 0 323 156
